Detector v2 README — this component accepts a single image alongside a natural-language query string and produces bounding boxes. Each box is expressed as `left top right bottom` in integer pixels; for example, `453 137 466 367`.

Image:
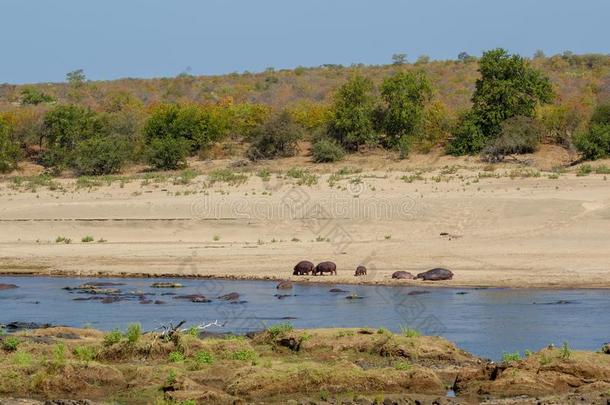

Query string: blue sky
2 0 609 84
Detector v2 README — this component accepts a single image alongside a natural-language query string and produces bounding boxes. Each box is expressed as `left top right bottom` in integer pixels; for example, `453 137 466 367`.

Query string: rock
601 343 610 354
346 294 364 300
4 322 52 331
82 282 124 287
415 268 453 281
274 294 292 299
533 300 577 305
100 296 121 304
151 282 183 288
392 271 414 280
154 300 166 305
139 299 153 304
278 337 302 352
218 292 240 301
456 292 469 295
276 280 293 289
55 332 81 340
329 288 349 293
0 284 19 291
173 294 207 300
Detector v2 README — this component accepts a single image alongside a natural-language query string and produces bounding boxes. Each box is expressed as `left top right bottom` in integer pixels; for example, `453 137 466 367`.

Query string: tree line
1 48 610 175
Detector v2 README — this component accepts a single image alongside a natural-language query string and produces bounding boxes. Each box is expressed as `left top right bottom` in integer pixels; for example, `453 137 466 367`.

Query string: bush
574 124 610 160
446 112 487 155
312 138 345 163
73 135 130 175
146 136 191 170
0 118 20 173
103 329 123 346
125 323 142 344
2 336 19 351
481 116 542 162
20 87 54 105
194 350 214 365
247 110 302 160
143 103 227 152
590 103 610 126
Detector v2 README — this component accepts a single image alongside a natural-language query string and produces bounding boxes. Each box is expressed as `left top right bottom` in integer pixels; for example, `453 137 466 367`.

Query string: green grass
230 349 258 362
257 169 271 181
81 235 94 243
394 360 412 370
594 165 610 174
560 342 571 359
55 236 71 244
400 326 421 338
11 351 32 365
502 351 521 362
266 323 294 339
208 169 248 185
73 346 96 362
286 167 318 186
173 169 200 185
577 164 592 177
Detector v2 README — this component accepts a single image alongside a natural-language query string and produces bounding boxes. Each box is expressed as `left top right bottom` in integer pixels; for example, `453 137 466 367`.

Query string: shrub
208 168 248 185
328 75 377 150
394 360 412 370
73 345 96 362
574 124 610 160
81 235 94 243
73 135 130 175
312 138 345 163
590 103 610 126
400 327 421 338
0 118 20 173
447 111 487 155
125 323 142 344
194 350 214 365
481 116 542 162
103 329 123 346
146 136 191 170
247 110 302 160
169 351 186 363
20 87 54 105
2 336 19 351
143 103 227 152
502 351 521 362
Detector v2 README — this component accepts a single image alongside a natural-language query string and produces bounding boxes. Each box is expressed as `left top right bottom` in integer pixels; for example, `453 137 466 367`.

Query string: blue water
1 276 609 360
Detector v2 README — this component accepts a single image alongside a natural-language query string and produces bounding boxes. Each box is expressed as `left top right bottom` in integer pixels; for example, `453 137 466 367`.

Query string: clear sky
2 0 609 84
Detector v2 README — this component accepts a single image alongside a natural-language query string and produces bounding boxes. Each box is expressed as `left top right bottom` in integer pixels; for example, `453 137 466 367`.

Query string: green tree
0 118 21 173
66 69 86 86
143 104 227 152
449 48 554 154
590 103 610 126
472 48 554 137
41 105 107 169
328 75 377 150
380 71 432 148
392 54 407 65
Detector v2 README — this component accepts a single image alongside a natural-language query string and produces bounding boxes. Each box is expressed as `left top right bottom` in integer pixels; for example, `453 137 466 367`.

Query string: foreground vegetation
0 325 609 404
1 51 610 177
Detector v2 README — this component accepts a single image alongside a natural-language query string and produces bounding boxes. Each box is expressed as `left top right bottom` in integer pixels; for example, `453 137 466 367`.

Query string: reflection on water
1 276 609 360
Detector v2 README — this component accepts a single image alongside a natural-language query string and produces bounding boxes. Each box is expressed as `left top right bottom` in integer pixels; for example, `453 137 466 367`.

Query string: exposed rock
218 292 240 301
329 288 349 293
407 290 430 296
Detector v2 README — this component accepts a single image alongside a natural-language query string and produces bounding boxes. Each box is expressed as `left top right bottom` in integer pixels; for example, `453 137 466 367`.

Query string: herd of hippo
292 261 453 281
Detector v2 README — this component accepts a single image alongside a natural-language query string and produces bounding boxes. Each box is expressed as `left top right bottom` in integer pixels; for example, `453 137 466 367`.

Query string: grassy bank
1 326 609 404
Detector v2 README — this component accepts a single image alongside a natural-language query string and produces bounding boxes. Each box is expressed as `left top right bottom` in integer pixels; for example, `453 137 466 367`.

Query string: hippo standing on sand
354 266 367 276
293 260 314 276
391 271 413 280
314 261 337 276
415 268 453 281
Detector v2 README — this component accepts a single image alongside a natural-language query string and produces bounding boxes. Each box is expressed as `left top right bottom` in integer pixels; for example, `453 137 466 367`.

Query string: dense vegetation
1 50 610 174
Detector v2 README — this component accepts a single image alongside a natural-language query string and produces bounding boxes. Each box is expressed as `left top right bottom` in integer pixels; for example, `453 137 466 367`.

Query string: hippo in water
391 271 413 280
276 280 294 289
354 266 367 277
314 261 337 276
415 268 453 281
293 260 314 276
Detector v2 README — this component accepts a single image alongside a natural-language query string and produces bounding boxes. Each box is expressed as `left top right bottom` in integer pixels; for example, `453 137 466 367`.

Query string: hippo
293 260 314 275
0 284 18 291
314 261 337 276
391 271 414 280
354 266 367 276
276 280 293 289
415 268 453 281
218 292 240 301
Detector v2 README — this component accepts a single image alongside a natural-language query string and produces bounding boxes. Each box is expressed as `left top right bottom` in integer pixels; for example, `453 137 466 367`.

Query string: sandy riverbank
1 156 610 289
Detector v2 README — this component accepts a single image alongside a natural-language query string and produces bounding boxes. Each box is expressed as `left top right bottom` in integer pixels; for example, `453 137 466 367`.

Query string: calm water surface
1 276 608 360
